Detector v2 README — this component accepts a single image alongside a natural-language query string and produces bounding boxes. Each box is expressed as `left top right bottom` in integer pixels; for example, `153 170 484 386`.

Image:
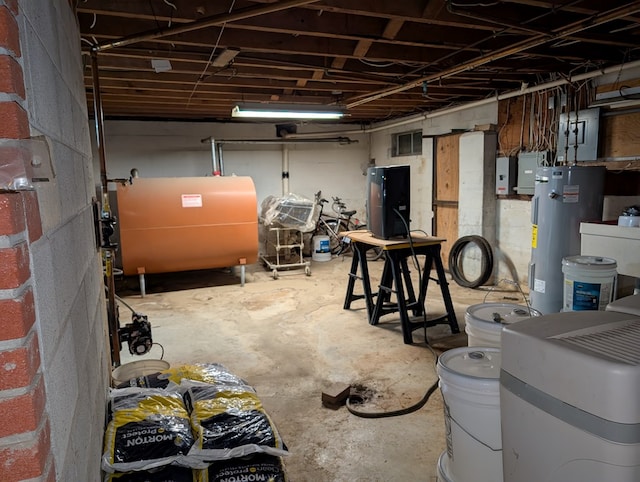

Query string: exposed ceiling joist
77 0 640 123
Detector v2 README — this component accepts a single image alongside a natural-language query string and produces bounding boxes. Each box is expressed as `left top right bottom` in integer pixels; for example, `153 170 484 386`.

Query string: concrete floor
116 255 514 481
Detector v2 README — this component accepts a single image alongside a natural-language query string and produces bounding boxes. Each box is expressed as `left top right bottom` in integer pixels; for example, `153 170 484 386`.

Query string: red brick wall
0 2 54 481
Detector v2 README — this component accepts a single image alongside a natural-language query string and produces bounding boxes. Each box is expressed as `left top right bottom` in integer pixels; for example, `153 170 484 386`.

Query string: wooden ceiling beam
502 0 640 24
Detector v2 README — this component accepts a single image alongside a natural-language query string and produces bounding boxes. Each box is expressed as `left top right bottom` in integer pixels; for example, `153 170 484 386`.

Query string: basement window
392 130 422 157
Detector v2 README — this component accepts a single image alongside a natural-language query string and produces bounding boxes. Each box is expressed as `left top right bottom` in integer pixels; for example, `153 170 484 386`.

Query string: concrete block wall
368 106 544 286
497 199 533 285
458 131 498 281
97 120 369 218
369 104 499 236
0 1 109 480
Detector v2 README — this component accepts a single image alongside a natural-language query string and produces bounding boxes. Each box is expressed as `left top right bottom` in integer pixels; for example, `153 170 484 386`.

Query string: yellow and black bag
102 387 195 473
199 453 288 482
183 382 289 462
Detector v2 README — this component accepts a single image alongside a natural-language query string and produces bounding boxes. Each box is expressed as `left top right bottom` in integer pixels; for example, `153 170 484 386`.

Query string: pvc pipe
217 142 225 176
346 3 640 109
209 138 220 176
139 273 146 298
286 59 640 139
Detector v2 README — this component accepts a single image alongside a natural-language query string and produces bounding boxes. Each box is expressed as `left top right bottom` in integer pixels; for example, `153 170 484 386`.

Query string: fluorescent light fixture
231 102 345 120
589 86 640 109
212 48 240 67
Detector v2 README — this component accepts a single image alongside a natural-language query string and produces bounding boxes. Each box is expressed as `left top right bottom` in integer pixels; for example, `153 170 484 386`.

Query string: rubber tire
448 235 494 288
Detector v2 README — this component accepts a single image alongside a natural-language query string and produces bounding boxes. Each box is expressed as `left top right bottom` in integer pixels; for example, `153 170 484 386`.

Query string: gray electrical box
516 151 549 195
557 108 600 163
496 156 517 195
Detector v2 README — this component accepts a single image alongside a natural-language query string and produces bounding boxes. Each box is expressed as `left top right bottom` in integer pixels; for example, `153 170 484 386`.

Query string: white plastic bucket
437 451 454 482
562 255 617 311
111 359 170 387
437 347 503 482
312 235 331 262
465 303 540 347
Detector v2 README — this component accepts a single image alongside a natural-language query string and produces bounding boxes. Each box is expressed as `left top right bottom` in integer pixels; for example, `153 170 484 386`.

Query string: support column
0 3 54 480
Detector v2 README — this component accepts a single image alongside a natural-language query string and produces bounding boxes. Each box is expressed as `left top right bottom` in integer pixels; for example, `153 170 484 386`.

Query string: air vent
556 320 640 365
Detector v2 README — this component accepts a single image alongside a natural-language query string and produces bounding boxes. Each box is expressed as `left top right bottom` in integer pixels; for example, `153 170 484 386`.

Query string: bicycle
312 191 384 260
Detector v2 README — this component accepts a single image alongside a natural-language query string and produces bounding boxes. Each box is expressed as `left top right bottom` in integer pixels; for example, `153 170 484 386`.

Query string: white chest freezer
500 311 640 482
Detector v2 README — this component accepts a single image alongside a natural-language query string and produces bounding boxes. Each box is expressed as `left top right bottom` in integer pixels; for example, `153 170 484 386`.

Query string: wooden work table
343 230 460 344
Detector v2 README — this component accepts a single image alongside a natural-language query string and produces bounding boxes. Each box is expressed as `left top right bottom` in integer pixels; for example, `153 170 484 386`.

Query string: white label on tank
563 185 579 203
181 194 202 207
534 278 546 293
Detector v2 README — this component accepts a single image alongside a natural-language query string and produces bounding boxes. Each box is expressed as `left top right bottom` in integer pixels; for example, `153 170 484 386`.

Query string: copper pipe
347 2 640 109
94 0 319 52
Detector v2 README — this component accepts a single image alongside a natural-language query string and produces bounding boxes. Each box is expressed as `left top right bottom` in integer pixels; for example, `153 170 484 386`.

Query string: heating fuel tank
116 176 258 276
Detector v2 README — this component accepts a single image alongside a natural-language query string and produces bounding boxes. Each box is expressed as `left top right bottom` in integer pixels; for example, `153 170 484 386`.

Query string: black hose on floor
345 380 439 419
448 235 494 288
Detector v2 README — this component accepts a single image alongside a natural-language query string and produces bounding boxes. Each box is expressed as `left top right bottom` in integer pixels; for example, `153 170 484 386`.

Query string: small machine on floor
500 308 640 481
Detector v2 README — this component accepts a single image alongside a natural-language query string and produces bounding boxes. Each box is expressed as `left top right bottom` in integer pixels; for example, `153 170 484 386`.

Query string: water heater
529 166 605 314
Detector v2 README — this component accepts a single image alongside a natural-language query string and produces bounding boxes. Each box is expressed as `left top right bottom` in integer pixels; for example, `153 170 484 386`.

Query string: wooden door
433 134 461 270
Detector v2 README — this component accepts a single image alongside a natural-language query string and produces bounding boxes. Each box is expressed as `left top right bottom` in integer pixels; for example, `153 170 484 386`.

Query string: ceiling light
589 86 640 109
231 102 345 120
151 59 172 73
212 48 240 67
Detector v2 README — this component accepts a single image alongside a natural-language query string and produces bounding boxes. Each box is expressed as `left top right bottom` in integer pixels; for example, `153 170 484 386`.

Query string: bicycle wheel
355 224 384 260
315 219 340 254
318 219 350 255
337 220 358 256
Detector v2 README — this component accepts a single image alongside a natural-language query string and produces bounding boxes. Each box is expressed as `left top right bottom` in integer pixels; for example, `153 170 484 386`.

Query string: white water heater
528 166 605 314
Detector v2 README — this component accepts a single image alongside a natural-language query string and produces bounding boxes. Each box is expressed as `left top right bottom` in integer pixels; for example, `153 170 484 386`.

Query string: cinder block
322 383 351 409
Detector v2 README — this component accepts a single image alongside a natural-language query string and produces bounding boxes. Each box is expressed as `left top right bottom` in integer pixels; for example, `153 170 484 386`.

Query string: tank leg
139 273 146 297
240 264 246 287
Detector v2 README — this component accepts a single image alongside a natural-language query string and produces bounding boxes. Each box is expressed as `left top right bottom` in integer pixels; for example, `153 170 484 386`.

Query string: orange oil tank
116 176 258 275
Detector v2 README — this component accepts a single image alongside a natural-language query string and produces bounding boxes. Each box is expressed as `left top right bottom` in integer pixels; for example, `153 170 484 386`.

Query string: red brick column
0 2 54 481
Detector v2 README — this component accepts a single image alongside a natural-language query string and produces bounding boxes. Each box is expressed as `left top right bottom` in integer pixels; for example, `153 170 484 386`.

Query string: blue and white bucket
562 255 617 311
312 235 331 262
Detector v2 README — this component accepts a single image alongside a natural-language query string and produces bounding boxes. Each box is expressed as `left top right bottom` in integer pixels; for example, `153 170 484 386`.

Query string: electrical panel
515 151 549 195
557 108 600 163
496 156 517 195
